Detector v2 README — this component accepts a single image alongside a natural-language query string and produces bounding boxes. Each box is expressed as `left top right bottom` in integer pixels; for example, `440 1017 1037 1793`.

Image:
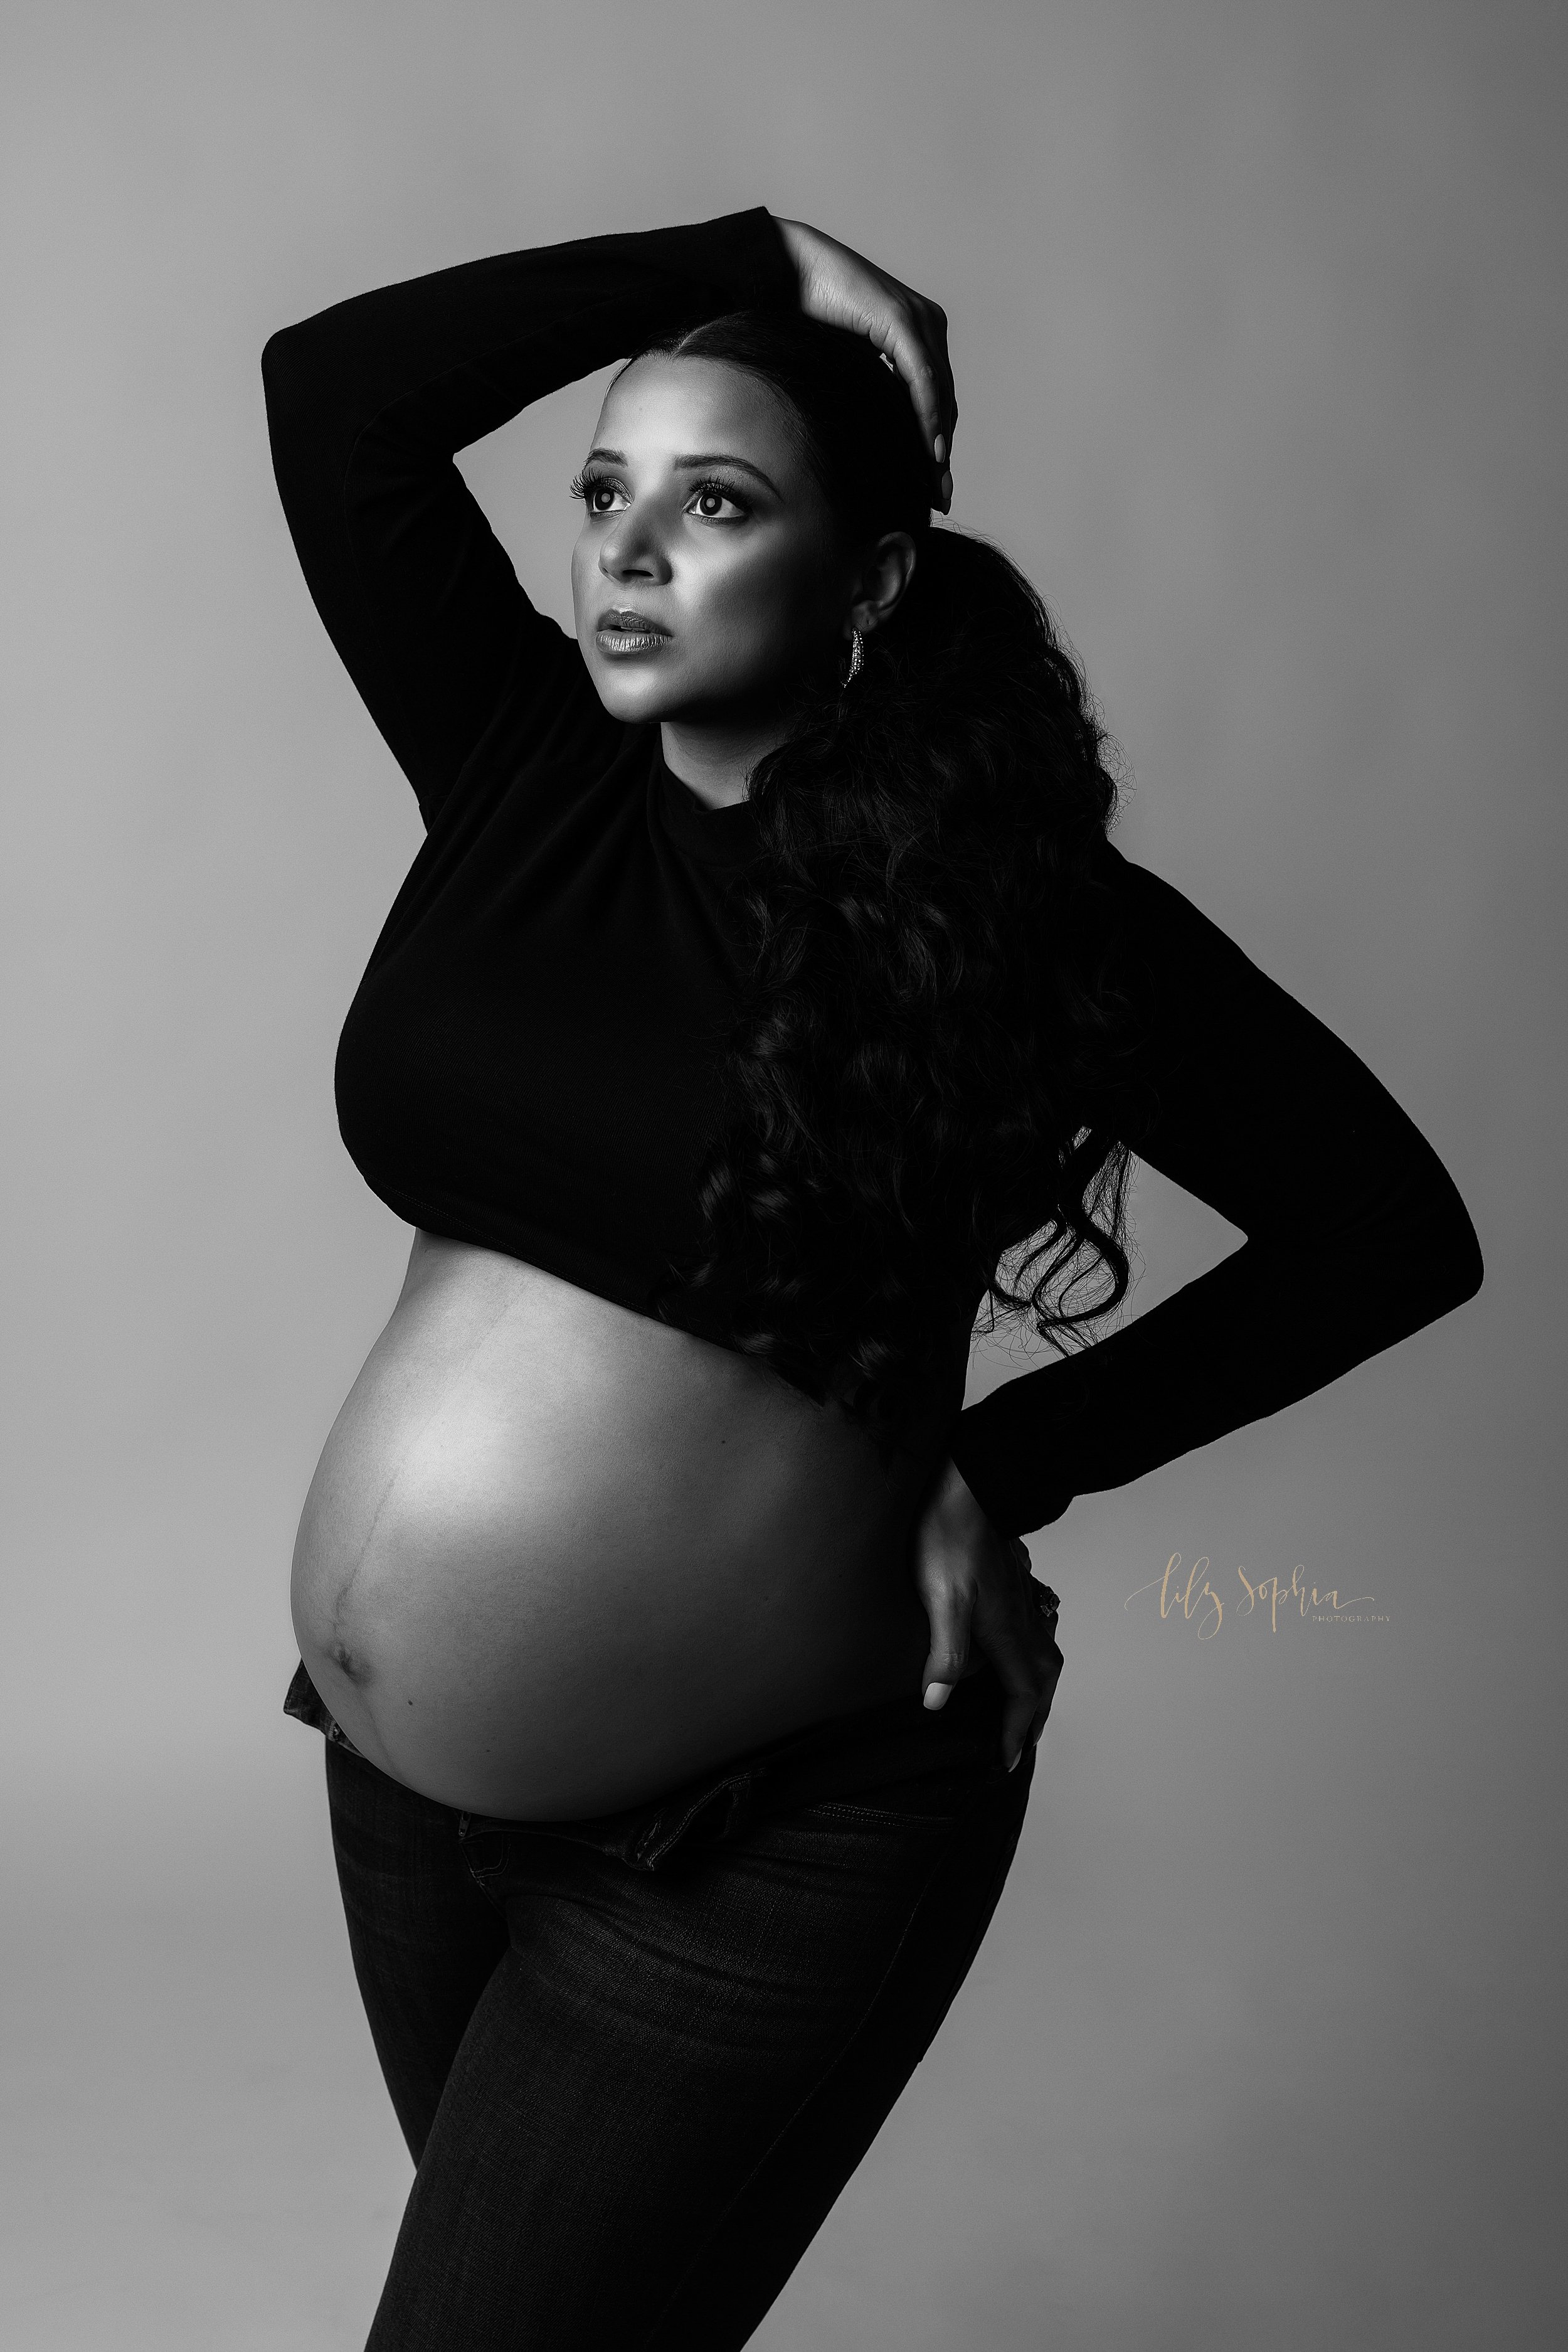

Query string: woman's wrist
771 218 817 305
925 1454 994 1546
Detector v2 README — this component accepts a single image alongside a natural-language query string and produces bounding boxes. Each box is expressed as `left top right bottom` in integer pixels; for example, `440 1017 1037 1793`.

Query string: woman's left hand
773 217 957 511
910 1457 1064 1771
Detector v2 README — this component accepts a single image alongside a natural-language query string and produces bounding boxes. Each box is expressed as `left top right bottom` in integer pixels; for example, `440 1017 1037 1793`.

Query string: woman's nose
599 511 671 584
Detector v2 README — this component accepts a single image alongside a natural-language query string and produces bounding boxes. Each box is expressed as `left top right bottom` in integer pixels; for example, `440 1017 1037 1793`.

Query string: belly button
328 1637 371 1688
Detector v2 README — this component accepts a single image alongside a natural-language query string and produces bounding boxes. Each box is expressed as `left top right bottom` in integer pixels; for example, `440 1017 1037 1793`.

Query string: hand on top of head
774 219 957 514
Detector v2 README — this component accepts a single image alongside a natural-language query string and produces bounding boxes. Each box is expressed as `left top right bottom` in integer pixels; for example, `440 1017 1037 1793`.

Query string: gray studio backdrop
2 3 1562 2346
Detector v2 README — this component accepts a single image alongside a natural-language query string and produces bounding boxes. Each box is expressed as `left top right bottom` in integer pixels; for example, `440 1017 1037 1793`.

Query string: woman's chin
582 645 808 737
584 656 684 726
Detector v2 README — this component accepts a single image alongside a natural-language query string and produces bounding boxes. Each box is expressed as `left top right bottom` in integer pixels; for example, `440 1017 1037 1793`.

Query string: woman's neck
660 712 789 810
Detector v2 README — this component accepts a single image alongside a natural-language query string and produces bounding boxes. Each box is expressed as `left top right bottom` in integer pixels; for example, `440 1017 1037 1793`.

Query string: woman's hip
323 1666 1035 2190
351 1701 1034 2351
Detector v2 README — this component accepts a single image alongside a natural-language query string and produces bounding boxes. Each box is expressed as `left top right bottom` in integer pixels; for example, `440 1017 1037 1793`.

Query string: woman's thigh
325 1740 510 2163
364 1751 1035 2352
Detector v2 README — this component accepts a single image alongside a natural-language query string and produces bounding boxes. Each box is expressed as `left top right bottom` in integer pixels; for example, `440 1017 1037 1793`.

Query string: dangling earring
842 627 864 686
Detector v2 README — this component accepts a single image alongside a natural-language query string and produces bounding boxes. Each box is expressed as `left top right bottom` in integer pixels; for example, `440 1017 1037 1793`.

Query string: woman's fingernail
924 1680 954 1710
1006 1746 1022 1773
933 432 947 464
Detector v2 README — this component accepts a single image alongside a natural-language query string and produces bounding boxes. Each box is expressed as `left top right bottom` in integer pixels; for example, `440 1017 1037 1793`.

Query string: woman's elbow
260 322 312 417
1421 1176 1485 1312
1448 1206 1485 1304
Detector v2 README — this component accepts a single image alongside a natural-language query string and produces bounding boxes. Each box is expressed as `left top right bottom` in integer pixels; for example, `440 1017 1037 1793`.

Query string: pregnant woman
263 209 1483 2348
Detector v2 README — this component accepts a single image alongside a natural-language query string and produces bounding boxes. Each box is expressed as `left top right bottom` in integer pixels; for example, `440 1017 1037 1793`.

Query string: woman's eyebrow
585 446 781 497
674 453 781 495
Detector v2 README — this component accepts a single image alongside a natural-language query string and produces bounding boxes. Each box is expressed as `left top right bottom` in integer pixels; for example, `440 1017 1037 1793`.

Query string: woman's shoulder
1064 829 1296 1143
1081 831 1263 991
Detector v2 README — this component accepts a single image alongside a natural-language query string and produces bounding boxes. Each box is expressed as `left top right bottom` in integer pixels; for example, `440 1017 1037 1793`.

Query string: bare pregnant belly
290 1233 952 1818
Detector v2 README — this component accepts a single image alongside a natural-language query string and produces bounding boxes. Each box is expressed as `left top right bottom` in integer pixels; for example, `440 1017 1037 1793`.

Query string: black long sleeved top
262 206 1485 1540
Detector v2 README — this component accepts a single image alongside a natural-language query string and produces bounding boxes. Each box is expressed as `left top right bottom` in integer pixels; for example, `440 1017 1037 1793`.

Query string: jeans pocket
457 1827 515 1892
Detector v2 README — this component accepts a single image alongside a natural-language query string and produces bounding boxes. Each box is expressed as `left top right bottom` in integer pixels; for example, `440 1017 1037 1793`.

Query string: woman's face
570 354 850 727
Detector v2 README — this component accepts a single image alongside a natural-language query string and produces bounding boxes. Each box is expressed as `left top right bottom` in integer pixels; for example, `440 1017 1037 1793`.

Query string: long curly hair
643 308 1148 1454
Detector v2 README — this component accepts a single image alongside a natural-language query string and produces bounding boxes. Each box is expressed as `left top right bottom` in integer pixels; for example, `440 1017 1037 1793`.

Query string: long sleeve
948 839 1486 1538
262 208 796 824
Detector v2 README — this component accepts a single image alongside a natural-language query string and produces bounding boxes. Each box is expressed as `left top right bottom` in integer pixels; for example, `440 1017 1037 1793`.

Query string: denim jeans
299 1657 1038 2349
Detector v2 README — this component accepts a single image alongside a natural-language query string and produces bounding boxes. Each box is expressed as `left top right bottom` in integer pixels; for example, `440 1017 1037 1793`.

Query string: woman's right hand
773 218 957 512
910 1458 1064 1772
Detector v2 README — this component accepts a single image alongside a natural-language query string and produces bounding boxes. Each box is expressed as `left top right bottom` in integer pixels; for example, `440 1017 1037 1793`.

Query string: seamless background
2 3 1563 2346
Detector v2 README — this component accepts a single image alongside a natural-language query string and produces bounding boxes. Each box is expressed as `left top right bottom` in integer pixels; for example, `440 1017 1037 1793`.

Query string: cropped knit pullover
262 206 1483 1540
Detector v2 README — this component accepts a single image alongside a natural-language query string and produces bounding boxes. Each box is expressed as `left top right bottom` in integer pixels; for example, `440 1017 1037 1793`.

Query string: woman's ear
849 532 918 641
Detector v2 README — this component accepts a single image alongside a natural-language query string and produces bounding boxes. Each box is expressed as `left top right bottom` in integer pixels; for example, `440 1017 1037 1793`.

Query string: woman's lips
595 609 672 657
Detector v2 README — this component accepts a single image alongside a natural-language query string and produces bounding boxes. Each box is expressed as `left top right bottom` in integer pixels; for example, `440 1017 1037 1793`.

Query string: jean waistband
284 1656 366 1754
287 1656 1010 1872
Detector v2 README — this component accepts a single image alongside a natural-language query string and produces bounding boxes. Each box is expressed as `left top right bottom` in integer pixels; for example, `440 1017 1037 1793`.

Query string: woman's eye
571 474 627 515
686 482 749 521
569 473 749 520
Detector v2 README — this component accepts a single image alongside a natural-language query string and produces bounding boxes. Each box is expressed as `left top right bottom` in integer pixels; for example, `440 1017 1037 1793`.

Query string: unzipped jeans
296 1658 1039 2350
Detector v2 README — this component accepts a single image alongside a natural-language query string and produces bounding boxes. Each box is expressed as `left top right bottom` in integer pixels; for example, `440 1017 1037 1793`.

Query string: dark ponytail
640 309 1144 1450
